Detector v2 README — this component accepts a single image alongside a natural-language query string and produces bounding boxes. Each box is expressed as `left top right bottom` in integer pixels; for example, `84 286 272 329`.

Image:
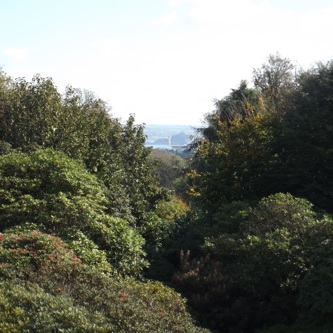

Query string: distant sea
144 124 200 148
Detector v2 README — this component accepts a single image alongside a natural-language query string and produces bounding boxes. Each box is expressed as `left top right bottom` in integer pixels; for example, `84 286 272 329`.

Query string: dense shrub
0 149 147 275
173 193 333 332
0 230 210 332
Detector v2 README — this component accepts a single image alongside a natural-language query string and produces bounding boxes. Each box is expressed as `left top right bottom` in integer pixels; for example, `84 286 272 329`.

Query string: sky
1 0 333 125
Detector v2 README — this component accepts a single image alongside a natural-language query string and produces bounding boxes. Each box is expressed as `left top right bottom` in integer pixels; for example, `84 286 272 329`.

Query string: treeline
169 54 333 332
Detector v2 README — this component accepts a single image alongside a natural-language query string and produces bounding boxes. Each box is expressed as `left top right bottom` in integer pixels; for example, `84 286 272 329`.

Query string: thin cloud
3 47 29 61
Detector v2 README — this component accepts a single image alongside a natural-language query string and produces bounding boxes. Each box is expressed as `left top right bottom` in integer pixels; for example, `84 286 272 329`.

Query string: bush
0 230 210 332
0 149 147 275
0 230 86 281
173 193 333 332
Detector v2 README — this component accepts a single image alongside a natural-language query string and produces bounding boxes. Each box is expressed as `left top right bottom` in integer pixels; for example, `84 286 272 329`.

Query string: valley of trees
0 53 332 332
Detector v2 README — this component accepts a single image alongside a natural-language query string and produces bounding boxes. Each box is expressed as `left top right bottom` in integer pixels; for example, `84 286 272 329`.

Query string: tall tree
188 81 278 213
0 75 62 150
0 71 166 238
269 60 333 212
253 53 296 108
189 55 333 213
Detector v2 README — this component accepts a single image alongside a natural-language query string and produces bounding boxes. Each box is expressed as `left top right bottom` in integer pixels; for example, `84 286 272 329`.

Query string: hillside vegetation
0 70 208 332
0 53 333 332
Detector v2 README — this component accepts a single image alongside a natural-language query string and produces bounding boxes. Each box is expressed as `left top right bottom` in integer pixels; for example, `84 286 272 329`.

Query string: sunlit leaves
0 149 147 275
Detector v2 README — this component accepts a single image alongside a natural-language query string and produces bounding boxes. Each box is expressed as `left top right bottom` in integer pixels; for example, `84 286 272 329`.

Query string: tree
174 193 333 332
298 236 333 328
0 74 62 150
253 53 296 108
0 149 147 275
268 60 333 212
214 80 260 124
188 107 279 213
0 71 166 237
197 81 260 145
189 56 333 214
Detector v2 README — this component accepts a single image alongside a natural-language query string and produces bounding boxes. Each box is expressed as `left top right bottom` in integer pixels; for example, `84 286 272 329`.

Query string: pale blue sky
1 0 333 125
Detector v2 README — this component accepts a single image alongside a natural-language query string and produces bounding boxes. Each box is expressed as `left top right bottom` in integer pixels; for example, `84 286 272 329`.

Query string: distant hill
144 124 199 148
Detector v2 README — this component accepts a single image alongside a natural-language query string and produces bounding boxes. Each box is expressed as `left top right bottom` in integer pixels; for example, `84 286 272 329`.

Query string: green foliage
0 279 209 333
0 230 209 332
243 192 316 236
0 282 115 332
198 200 250 237
2 55 333 332
87 216 146 276
188 109 279 212
188 56 333 216
205 80 260 132
0 148 106 230
187 79 283 214
0 149 147 275
183 56 333 331
40 228 112 274
257 324 333 333
174 193 333 332
0 74 62 150
0 231 86 281
144 197 192 281
156 196 190 223
206 194 332 328
0 286 27 333
113 116 168 234
252 53 296 108
148 196 191 253
268 60 333 212
151 149 187 190
0 71 166 235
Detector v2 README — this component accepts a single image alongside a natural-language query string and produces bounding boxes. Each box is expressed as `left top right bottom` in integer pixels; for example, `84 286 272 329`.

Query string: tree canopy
0 71 168 237
188 56 333 214
173 54 333 332
1 54 333 332
0 69 208 332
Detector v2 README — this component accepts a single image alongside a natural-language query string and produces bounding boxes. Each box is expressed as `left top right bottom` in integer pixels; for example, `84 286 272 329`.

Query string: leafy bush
0 286 27 333
0 230 210 332
243 192 316 236
173 193 333 332
0 149 147 275
0 230 86 279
